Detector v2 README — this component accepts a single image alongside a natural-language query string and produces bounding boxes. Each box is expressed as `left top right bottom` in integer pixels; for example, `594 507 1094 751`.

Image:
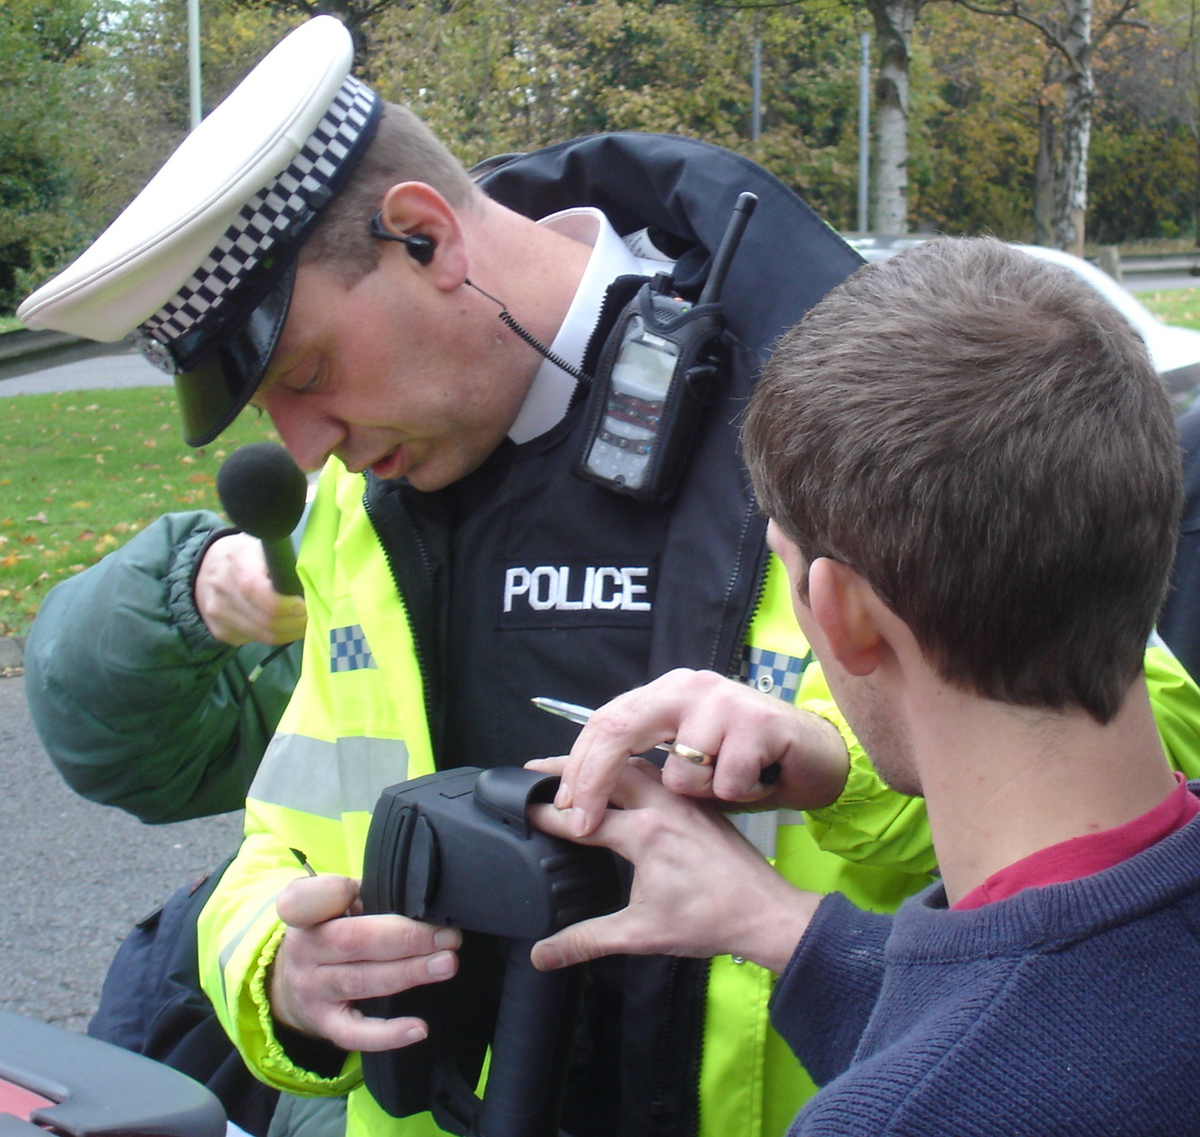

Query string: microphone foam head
217 442 308 541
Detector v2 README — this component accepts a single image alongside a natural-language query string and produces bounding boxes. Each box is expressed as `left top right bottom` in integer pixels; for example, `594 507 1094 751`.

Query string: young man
531 236 1200 1134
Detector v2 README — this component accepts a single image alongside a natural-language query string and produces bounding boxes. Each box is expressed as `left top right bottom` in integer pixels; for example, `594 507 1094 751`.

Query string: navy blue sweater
770 792 1200 1136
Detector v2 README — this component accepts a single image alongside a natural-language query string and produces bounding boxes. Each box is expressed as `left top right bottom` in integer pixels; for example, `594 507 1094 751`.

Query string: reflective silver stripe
732 809 806 860
218 892 282 980
248 733 411 818
733 812 778 859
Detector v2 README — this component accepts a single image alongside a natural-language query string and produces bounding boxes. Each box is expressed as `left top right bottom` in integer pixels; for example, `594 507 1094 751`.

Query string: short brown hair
744 237 1182 723
300 101 483 283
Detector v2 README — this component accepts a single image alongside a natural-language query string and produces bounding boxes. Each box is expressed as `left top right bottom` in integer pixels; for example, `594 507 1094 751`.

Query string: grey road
1127 272 1200 294
0 655 243 1033
0 342 238 1035
0 349 169 396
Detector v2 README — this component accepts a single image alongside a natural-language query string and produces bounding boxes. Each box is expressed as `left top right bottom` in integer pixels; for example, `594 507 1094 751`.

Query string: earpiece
369 211 436 265
401 233 436 265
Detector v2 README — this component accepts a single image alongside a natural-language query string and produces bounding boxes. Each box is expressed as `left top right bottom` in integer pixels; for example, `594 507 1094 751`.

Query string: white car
844 235 1200 411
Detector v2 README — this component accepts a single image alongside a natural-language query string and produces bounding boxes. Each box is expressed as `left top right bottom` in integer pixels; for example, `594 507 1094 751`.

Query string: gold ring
667 742 715 767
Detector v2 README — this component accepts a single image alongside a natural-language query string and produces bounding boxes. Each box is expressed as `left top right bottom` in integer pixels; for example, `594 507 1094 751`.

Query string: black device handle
473 940 583 1137
360 768 622 1137
259 541 303 598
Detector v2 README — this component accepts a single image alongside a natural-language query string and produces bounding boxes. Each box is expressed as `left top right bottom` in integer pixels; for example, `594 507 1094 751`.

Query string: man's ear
377 181 468 289
806 558 884 677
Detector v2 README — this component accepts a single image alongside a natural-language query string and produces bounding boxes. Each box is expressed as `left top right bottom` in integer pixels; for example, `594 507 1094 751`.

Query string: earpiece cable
467 278 591 385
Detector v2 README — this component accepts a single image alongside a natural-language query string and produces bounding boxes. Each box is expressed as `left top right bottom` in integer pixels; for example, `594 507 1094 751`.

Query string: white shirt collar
507 207 666 445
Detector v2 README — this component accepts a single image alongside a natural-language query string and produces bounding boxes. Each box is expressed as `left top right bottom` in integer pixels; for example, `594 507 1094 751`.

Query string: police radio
577 192 758 502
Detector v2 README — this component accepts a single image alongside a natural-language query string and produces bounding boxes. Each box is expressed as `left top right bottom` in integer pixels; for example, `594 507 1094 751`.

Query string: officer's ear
376 181 468 289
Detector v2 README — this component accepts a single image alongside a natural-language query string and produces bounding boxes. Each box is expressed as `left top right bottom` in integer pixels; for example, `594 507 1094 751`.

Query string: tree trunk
1052 0 1093 254
1034 108 1057 245
865 0 920 233
1034 56 1059 246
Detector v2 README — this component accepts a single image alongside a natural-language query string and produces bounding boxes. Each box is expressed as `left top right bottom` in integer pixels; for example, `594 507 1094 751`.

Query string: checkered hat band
141 75 376 345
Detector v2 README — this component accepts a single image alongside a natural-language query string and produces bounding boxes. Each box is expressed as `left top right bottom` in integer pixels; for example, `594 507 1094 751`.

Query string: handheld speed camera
577 191 758 502
359 766 622 1137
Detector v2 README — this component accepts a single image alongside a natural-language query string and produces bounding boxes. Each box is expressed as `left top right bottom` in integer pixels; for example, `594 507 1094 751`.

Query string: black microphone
217 442 307 597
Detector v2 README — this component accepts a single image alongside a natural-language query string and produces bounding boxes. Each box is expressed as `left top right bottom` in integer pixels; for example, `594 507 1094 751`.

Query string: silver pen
530 696 712 765
531 696 781 783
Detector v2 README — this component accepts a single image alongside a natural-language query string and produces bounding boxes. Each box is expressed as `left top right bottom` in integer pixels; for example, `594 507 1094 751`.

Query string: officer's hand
539 669 849 837
194 532 307 646
270 874 461 1052
529 763 818 974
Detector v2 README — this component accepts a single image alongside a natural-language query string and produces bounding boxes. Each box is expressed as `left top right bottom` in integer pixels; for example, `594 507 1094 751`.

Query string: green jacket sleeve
23 510 301 823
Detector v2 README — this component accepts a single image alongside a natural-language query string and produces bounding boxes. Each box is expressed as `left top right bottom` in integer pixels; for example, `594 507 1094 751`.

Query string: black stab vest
363 133 864 1137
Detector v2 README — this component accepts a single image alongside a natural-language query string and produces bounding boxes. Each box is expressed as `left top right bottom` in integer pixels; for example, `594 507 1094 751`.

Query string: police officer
21 16 1200 1137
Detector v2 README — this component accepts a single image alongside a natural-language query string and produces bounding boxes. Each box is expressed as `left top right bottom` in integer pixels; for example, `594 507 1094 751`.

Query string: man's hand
195 532 307 646
529 764 818 974
543 669 849 837
270 875 461 1053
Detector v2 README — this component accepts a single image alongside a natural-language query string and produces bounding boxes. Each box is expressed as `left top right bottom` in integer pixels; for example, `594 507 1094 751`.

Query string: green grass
1139 288 1200 330
0 284 1198 640
0 386 279 637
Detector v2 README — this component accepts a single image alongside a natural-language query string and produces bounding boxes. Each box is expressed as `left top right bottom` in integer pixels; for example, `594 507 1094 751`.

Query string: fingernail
570 807 589 837
403 1025 427 1045
433 927 460 950
428 950 456 978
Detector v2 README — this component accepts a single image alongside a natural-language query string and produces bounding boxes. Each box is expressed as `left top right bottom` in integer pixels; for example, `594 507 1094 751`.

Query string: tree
862 0 927 231
906 3 1043 237
0 0 106 310
225 0 415 67
952 0 1145 253
1145 0 1200 241
368 0 866 227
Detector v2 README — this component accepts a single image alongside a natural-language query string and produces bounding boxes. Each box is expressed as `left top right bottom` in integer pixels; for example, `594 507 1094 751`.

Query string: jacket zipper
362 481 441 751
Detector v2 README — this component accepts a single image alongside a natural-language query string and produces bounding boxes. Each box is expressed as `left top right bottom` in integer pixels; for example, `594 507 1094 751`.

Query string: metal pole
858 32 870 233
188 0 202 130
752 35 762 143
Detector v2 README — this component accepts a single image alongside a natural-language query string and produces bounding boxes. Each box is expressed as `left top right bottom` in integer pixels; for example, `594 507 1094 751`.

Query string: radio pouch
575 278 725 504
